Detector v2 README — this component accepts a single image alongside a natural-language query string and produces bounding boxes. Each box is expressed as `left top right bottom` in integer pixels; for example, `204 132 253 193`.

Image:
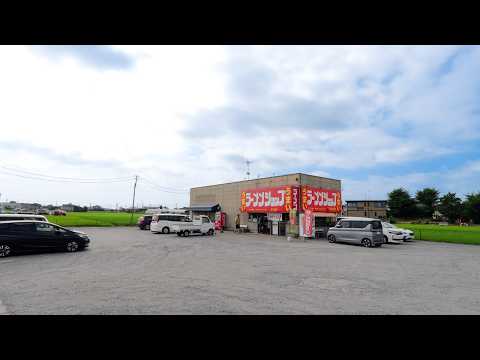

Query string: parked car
327 218 384 247
150 213 191 234
36 209 50 215
137 215 153 230
173 215 215 237
0 214 48 222
0 220 90 257
15 209 35 214
53 209 66 216
381 222 415 243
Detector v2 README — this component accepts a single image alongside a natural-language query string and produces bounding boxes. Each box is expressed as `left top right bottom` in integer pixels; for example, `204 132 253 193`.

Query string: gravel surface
1 227 480 314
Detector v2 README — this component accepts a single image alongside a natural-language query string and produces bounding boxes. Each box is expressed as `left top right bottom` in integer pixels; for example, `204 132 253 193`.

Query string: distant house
89 205 105 211
14 203 42 213
432 210 444 221
346 200 388 220
61 204 75 212
61 203 86 212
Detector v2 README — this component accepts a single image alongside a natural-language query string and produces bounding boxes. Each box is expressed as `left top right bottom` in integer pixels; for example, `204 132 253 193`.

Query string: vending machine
214 211 226 231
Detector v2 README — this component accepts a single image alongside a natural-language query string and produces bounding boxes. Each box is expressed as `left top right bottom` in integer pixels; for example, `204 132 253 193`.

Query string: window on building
349 202 360 209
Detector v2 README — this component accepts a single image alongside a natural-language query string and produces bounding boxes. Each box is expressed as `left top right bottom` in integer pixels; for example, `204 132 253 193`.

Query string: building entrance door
257 214 269 234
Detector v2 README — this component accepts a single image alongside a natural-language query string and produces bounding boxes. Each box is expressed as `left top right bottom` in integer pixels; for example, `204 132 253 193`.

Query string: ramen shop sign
241 186 293 213
241 185 341 214
301 185 342 213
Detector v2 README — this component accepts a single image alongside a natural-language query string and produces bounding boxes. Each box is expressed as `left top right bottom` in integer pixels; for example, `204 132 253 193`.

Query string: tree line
387 188 480 224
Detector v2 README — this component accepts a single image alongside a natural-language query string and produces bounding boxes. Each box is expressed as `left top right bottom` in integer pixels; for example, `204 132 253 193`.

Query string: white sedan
382 222 415 243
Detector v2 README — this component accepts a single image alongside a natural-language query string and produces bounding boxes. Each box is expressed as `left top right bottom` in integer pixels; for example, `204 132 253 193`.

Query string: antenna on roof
246 159 252 180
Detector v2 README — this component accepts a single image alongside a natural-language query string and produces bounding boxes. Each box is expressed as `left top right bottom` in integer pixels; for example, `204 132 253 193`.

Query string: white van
0 213 48 222
150 213 191 234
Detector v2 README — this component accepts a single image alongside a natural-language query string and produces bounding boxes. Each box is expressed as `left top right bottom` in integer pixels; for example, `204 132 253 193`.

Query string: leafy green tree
438 192 463 224
415 188 440 218
464 192 480 224
388 188 416 219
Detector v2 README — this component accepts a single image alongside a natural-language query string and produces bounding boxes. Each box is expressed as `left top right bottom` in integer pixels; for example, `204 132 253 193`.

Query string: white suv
0 213 48 222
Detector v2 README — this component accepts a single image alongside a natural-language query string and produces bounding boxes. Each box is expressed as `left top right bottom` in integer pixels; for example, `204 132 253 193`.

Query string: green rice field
47 212 143 227
397 223 480 245
43 213 480 245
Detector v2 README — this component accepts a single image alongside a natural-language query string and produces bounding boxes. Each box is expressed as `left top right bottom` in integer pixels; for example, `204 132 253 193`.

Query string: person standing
235 214 240 232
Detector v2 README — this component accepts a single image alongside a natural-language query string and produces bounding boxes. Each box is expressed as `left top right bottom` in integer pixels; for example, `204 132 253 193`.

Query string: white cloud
0 45 479 207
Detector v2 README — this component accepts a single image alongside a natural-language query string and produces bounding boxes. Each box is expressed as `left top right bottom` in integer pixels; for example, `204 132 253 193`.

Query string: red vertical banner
240 191 247 212
304 209 313 237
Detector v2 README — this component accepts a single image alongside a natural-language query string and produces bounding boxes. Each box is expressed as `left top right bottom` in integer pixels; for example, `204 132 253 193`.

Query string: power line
0 164 189 193
137 175 189 193
0 168 134 183
0 164 133 181
137 179 189 194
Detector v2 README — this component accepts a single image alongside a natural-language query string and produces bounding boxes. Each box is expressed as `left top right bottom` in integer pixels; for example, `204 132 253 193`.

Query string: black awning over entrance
185 203 221 212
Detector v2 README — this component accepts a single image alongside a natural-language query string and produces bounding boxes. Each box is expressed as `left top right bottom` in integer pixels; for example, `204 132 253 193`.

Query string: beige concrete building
189 173 341 237
345 200 388 220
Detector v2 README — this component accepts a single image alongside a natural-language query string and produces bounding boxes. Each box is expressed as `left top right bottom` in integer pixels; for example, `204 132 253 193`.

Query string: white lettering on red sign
305 189 338 207
244 188 287 211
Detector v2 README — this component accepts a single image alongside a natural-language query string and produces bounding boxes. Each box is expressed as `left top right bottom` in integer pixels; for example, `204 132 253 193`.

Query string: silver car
327 218 384 247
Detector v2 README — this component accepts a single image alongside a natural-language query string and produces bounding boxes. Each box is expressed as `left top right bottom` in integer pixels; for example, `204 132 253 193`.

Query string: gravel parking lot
1 227 480 314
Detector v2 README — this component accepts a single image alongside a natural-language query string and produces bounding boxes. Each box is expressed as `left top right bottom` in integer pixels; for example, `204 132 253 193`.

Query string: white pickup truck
172 215 215 237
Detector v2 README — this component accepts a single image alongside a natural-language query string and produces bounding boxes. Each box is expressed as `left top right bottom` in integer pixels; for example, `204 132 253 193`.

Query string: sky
0 45 479 208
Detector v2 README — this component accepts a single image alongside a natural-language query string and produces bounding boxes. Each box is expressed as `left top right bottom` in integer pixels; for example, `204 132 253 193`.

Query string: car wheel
183 230 190 237
66 241 80 252
207 229 214 236
384 235 388 244
328 234 336 243
361 238 372 248
0 244 12 257
162 227 170 234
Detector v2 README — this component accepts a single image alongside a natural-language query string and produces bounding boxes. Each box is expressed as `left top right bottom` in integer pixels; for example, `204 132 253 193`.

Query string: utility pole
129 175 138 225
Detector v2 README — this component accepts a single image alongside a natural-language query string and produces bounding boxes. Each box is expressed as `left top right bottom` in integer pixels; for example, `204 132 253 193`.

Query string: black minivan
0 221 90 257
137 215 153 230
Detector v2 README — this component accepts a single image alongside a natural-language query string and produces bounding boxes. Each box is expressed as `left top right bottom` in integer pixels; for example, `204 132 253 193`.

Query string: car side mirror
335 224 341 228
